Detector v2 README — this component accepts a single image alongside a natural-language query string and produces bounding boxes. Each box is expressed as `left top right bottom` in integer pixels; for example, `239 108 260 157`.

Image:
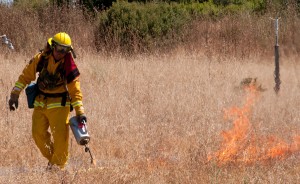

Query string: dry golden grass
1 48 300 183
1 3 300 183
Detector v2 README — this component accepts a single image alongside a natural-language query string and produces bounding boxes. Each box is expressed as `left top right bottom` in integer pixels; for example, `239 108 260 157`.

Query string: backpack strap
36 55 47 73
37 46 52 73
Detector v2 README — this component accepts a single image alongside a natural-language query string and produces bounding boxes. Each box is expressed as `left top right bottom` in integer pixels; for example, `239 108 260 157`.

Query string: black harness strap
37 55 47 73
38 91 69 106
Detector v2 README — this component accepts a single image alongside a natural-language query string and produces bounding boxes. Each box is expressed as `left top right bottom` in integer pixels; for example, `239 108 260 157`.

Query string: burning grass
208 84 300 166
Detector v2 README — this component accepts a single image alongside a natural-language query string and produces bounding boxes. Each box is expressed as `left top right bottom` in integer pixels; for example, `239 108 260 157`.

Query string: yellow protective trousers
32 106 70 169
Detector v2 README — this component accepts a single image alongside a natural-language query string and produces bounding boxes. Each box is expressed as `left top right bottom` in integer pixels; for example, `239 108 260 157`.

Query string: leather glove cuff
10 93 19 100
11 87 22 96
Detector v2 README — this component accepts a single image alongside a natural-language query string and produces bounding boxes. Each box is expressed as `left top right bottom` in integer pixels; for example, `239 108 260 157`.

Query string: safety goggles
55 44 71 54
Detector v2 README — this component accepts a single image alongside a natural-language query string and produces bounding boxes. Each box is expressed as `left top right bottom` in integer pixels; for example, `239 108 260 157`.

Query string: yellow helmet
48 32 72 48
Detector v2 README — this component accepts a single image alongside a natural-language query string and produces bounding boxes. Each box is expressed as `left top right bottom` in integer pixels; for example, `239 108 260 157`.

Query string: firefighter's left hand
77 114 87 124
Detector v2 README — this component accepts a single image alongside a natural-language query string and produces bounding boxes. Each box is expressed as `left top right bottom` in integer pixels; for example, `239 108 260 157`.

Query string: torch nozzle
84 144 95 165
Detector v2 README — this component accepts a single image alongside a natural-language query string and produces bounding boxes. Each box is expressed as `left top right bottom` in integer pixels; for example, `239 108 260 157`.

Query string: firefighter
8 32 86 170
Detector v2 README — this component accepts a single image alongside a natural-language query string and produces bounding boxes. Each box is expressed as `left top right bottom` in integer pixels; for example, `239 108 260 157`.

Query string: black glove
77 114 87 124
9 93 19 111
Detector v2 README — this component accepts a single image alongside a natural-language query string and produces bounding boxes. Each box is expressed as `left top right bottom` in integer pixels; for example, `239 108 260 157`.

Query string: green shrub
95 0 268 54
95 1 191 53
13 0 49 9
185 1 219 17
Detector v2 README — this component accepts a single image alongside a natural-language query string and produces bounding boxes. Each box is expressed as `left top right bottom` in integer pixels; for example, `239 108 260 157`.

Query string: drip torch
69 116 95 164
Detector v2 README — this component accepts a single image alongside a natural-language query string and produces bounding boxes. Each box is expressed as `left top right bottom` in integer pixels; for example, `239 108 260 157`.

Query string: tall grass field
1 2 300 183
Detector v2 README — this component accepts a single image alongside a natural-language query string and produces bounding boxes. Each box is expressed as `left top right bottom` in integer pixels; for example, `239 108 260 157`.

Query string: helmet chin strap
71 49 77 59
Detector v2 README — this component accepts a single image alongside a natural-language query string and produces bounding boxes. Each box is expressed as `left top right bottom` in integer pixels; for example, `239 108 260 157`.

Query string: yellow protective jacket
11 52 84 115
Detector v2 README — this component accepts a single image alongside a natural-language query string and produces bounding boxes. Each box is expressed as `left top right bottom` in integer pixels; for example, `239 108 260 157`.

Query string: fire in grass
208 84 300 166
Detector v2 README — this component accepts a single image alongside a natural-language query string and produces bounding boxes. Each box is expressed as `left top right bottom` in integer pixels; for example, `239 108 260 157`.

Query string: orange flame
208 85 300 165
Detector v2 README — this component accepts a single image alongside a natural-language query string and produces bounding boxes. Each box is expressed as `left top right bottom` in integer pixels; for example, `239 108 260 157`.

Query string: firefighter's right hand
77 114 87 124
9 93 19 111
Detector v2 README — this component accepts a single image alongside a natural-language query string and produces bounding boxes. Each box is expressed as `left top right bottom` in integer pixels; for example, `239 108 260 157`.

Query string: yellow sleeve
11 53 41 95
67 77 85 115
